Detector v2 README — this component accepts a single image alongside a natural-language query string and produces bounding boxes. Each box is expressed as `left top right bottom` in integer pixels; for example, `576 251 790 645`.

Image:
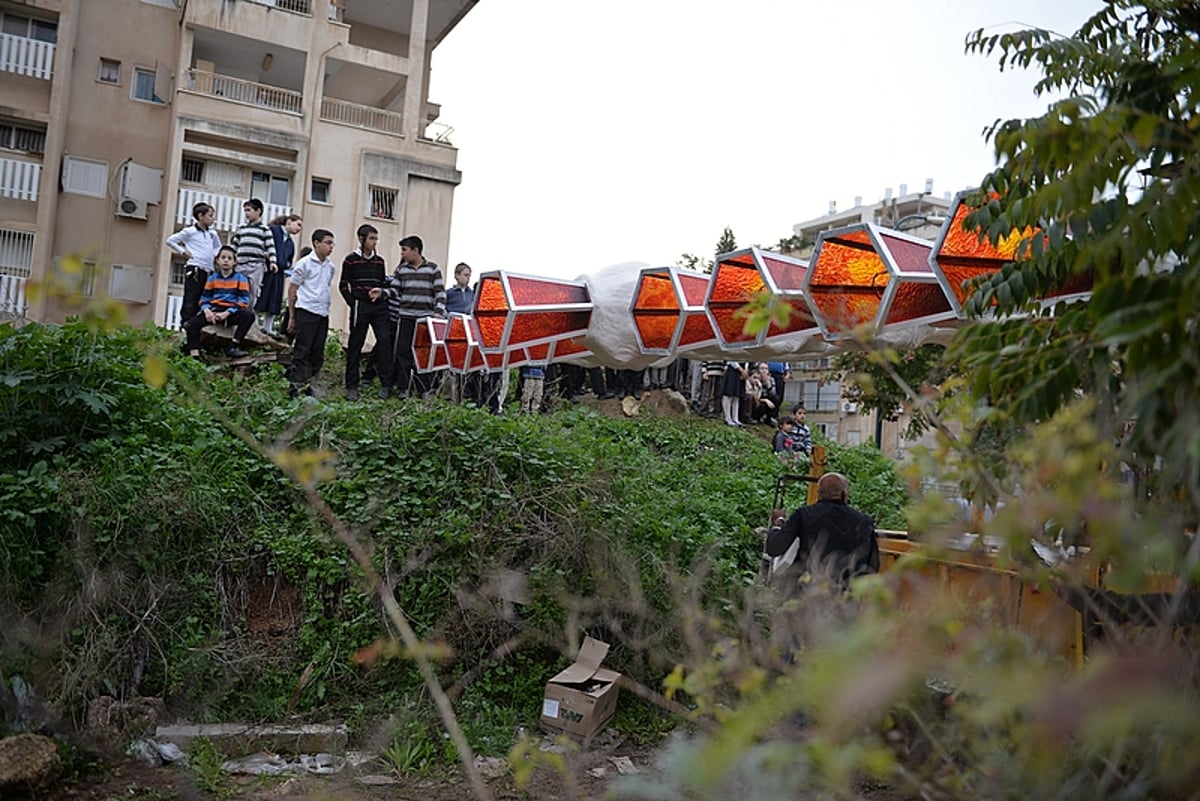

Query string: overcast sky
429 0 1099 280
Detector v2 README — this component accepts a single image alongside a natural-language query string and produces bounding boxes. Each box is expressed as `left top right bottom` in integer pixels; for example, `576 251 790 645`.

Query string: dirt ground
42 733 666 801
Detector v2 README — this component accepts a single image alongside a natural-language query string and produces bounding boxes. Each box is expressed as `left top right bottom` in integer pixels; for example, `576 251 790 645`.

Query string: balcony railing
0 34 54 80
164 294 183 330
176 188 290 235
0 273 27 317
320 97 403 136
186 69 303 116
246 0 312 13
0 158 40 202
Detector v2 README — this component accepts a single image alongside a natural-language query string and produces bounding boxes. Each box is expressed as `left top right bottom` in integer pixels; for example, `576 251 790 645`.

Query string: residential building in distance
0 0 472 331
788 181 953 258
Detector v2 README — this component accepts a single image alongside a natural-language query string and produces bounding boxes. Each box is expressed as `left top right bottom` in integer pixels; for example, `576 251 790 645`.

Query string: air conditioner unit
841 401 858 414
115 196 149 220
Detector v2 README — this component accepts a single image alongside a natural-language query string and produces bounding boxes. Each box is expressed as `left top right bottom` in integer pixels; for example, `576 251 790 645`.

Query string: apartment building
789 182 953 257
0 0 472 331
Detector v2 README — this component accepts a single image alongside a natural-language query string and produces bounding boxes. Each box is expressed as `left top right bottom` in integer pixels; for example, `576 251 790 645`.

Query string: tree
957 1 1200 512
714 226 737 256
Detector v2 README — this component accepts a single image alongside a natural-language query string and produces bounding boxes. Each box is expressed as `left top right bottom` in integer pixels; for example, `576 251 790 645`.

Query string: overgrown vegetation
0 319 907 767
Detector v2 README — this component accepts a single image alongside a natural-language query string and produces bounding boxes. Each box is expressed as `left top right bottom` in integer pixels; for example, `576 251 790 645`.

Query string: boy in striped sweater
181 245 255 359
231 197 277 308
386 235 446 398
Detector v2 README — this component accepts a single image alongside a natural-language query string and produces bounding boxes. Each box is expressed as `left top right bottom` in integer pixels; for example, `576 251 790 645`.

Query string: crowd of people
168 200 817 457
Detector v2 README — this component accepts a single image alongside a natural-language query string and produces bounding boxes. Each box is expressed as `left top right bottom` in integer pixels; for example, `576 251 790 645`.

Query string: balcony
0 33 54 80
320 96 403 136
185 69 303 116
0 228 33 318
245 0 312 14
176 188 291 234
0 158 40 202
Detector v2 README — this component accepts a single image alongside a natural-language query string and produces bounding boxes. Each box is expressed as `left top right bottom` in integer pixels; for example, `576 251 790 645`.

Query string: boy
166 201 222 325
790 404 813 456
519 362 546 414
385 235 446 398
287 229 336 399
231 198 277 309
339 224 394 400
181 245 255 359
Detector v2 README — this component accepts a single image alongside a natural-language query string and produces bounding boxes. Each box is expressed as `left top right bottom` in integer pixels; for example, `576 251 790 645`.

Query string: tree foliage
958 1 1200 507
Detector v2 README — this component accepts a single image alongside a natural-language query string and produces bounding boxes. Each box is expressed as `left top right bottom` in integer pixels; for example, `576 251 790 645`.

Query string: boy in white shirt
287 229 336 399
165 202 222 325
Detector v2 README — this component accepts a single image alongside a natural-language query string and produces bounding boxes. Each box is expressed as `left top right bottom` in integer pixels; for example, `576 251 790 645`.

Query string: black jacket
765 499 879 588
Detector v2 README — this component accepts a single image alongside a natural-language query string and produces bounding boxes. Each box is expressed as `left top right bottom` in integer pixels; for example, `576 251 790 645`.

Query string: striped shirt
386 259 446 321
231 221 276 269
199 270 252 313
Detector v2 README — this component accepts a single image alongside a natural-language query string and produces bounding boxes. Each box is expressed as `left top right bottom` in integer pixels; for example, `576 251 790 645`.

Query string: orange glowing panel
446 314 497 374
931 190 1091 314
758 252 818 340
412 317 449 372
471 271 592 353
706 249 767 348
550 337 593 361
631 270 680 354
806 223 955 338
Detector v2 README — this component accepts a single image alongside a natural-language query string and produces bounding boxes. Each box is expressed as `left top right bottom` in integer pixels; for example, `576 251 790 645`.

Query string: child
287 230 337 399
773 417 806 470
166 201 222 325
231 198 276 310
519 363 546 414
180 245 255 359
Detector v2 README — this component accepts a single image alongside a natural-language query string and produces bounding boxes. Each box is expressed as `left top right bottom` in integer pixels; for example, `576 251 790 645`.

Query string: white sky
429 0 1099 280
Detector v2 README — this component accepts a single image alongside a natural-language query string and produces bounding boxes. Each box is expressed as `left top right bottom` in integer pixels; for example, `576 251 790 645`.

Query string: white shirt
165 224 222 269
291 252 336 316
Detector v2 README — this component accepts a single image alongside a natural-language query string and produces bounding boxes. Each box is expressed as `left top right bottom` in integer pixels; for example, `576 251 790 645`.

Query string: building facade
0 0 472 331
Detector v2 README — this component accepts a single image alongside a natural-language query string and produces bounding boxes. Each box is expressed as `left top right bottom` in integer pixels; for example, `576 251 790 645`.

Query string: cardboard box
539 636 621 741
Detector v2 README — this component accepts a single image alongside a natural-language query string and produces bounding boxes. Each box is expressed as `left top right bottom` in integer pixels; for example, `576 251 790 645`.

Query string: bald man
765 472 879 590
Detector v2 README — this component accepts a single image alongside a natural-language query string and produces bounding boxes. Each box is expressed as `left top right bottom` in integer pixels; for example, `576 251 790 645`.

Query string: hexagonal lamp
705 247 817 349
473 271 592 354
804 223 955 339
930 190 1091 315
630 267 715 355
412 316 450 372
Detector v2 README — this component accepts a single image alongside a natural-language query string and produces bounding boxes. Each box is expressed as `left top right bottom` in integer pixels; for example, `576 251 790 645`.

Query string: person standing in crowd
339 224 394 401
385 235 446 399
287 229 336 399
180 245 255 359
791 404 813 456
519 362 546 414
231 198 276 310
166 201 222 326
444 262 477 404
751 362 780 425
766 361 789 402
257 213 301 337
721 361 748 426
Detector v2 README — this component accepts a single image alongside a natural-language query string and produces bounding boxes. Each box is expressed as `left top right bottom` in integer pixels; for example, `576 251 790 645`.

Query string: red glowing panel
811 238 890 289
552 338 591 359
507 275 589 307
808 288 882 332
634 313 679 351
678 311 717 349
885 282 954 325
880 233 934 274
633 272 679 312
761 254 807 291
507 311 592 348
632 271 682 352
678 273 709 307
940 264 999 307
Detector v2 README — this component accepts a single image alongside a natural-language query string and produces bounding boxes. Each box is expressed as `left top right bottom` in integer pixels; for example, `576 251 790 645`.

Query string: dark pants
290 307 329 397
346 303 394 390
392 316 436 396
182 308 254 351
180 267 209 326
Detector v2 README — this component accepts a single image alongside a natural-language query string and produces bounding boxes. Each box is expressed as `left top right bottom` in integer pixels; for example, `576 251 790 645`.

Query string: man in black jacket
766 472 879 592
339 224 394 400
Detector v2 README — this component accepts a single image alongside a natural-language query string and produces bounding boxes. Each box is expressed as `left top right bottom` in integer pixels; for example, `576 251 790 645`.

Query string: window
310 177 330 204
0 228 35 278
801 380 842 412
368 186 396 220
169 255 187 287
180 156 204 183
251 171 290 207
62 156 107 198
0 122 46 154
132 68 165 104
98 58 121 84
53 257 97 297
1 13 58 43
845 430 862 446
